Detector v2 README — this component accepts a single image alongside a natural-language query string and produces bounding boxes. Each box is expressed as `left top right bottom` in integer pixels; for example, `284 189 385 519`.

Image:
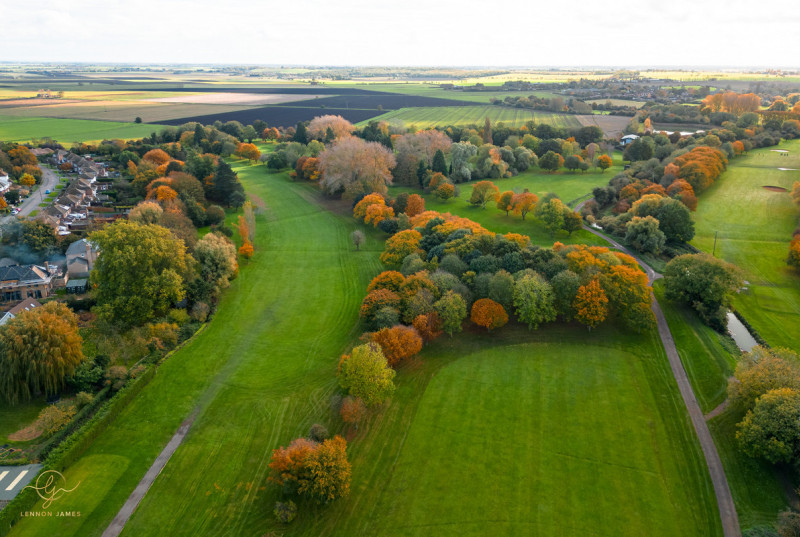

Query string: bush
168 308 190 325
75 391 94 410
191 302 210 322
308 423 329 443
106 366 128 391
274 500 298 524
38 404 77 437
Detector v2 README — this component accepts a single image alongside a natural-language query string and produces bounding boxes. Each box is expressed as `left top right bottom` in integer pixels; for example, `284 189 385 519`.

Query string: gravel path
582 224 741 537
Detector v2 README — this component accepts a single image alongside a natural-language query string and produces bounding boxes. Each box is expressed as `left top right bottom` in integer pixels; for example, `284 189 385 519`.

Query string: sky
2 0 799 67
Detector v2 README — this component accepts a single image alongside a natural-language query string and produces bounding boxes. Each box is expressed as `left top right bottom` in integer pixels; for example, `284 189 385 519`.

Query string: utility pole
712 231 718 257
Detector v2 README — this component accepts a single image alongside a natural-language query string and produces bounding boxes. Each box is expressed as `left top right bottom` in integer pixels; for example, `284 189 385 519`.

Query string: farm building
620 134 640 146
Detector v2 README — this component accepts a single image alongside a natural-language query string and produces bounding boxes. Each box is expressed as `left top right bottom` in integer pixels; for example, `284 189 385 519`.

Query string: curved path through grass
583 225 741 537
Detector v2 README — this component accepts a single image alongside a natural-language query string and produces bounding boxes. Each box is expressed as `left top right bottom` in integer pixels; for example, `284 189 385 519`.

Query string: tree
511 191 538 221
539 198 566 238
436 183 455 201
625 216 666 253
496 191 514 216
469 181 500 209
412 312 443 342
728 347 800 412
351 230 365 251
432 149 447 174
513 273 556 330
293 121 308 144
302 436 351 504
0 302 84 404
470 298 508 331
319 137 396 199
394 130 452 167
551 269 581 320
20 220 57 255
433 290 467 336
194 232 238 294
340 396 367 426
307 115 355 141
563 210 583 237
405 194 425 217
19 173 36 187
135 116 142 123
539 151 564 173
789 237 800 272
235 143 261 162
483 117 492 144
337 343 396 406
380 229 422 266
90 221 190 326
238 241 254 259
564 155 583 173
371 325 423 367
573 279 609 330
209 159 244 206
737 388 800 465
143 148 171 166
664 253 743 330
597 154 612 172
4 190 20 205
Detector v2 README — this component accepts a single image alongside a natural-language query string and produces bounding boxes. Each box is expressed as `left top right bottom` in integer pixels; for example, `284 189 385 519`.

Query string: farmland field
0 115 162 143
584 98 646 108
691 141 800 351
361 105 583 129
156 105 386 127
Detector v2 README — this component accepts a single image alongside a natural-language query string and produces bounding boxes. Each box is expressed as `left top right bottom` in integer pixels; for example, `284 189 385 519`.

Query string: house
0 298 42 326
620 134 640 146
0 170 9 193
0 264 58 302
65 239 98 278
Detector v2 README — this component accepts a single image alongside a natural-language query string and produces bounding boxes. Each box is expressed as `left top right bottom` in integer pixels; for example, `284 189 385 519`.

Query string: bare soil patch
144 93 321 105
763 185 788 192
8 423 42 442
576 114 630 137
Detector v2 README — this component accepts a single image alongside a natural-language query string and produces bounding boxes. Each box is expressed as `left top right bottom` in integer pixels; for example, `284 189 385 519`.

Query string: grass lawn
359 106 583 129
12 158 720 537
691 140 800 351
653 280 790 530
0 397 46 445
0 115 162 144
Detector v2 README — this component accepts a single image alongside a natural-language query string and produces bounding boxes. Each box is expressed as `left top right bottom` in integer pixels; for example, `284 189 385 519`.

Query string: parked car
11 208 20 215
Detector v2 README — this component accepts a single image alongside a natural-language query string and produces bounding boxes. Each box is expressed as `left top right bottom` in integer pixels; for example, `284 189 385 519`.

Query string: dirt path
705 399 730 421
583 225 741 537
100 412 197 537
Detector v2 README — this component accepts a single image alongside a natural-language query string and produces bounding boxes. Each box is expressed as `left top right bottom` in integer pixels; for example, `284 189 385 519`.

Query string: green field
361 105 584 129
0 116 161 143
691 141 800 351
0 397 45 445
341 83 561 103
654 282 790 530
11 158 722 537
584 98 646 108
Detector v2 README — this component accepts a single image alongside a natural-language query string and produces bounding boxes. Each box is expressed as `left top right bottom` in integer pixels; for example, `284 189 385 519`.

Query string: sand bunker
762 185 788 192
777 168 799 171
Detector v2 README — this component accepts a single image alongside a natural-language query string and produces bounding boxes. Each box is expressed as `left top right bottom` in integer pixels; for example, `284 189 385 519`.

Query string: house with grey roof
0 264 57 303
66 239 98 279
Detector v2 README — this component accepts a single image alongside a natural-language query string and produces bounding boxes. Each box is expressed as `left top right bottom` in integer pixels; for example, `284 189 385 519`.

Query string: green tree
432 149 447 174
468 180 500 209
625 215 666 253
496 190 514 216
483 117 492 144
562 210 583 237
551 269 581 320
488 269 515 310
210 159 245 206
21 220 58 255
737 388 800 465
337 343 395 407
539 198 566 238
433 290 467 336
0 302 84 404
513 273 556 329
90 221 191 326
664 253 743 330
193 232 238 295
728 347 800 412
293 122 308 144
539 150 564 173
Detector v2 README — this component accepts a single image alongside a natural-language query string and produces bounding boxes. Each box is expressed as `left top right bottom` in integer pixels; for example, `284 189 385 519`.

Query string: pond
726 312 758 352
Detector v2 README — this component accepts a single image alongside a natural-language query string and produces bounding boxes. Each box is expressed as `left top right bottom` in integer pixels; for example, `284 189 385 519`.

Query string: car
11 208 20 215
45 190 51 194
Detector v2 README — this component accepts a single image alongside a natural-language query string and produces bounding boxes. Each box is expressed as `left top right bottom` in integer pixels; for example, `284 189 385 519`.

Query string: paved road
0 166 60 226
101 413 197 537
582 224 741 537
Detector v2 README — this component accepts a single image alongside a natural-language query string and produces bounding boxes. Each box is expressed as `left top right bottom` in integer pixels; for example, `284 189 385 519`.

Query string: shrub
38 405 77 437
274 500 298 524
75 391 94 410
168 308 190 325
308 423 329 443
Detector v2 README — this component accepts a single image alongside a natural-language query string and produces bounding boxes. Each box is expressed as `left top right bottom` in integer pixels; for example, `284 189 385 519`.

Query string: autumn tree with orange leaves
511 191 538 221
470 298 509 331
235 143 261 162
268 436 351 504
412 312 443 342
405 194 425 217
340 396 367 426
371 325 423 367
469 181 500 209
574 279 608 330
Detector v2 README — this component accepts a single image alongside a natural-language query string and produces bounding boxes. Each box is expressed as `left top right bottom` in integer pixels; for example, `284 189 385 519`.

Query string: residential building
66 239 98 278
0 264 58 302
0 298 42 326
